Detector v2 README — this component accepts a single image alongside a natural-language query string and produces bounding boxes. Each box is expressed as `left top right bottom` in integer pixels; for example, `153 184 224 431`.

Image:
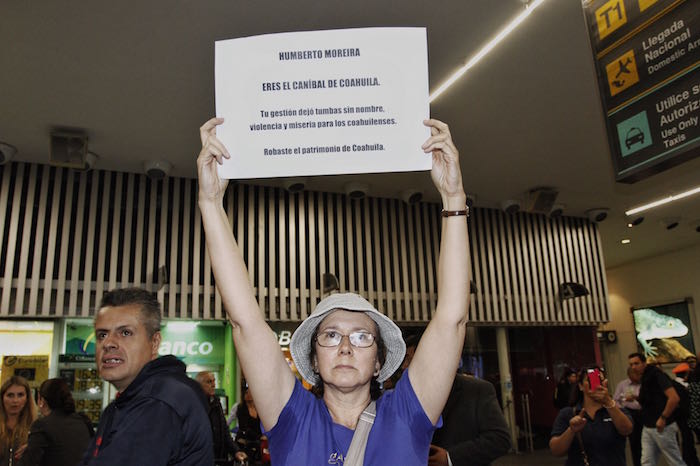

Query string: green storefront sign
65 322 225 366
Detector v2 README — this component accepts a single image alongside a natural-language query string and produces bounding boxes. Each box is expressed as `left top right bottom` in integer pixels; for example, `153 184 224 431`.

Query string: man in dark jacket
403 336 511 466
196 371 244 463
81 288 213 465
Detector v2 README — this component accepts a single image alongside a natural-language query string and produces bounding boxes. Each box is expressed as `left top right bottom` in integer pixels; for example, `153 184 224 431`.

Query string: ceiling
1 0 699 269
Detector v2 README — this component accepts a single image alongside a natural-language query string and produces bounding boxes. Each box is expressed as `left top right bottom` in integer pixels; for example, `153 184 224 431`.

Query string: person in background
0 376 37 466
689 354 700 442
235 386 268 464
555 368 578 410
17 378 92 466
628 352 685 466
670 363 699 466
401 335 511 466
81 288 213 465
613 366 643 466
673 363 691 387
196 371 244 464
550 366 633 466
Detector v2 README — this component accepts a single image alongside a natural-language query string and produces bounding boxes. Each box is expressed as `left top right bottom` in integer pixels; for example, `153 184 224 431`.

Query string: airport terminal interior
1 0 699 465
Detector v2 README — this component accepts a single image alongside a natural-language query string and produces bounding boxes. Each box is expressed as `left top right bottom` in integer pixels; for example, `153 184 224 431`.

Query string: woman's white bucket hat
289 293 406 385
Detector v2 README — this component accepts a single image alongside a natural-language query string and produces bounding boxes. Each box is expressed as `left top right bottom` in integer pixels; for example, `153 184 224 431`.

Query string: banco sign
159 340 214 357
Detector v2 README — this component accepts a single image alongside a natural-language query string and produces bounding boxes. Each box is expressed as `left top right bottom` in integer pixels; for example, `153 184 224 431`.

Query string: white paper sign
215 27 430 179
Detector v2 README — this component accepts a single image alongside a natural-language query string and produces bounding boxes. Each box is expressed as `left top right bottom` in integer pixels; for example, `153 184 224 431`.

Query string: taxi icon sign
625 127 645 150
616 111 652 157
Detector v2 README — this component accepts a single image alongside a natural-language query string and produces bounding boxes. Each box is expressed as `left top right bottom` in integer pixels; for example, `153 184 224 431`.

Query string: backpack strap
343 401 377 466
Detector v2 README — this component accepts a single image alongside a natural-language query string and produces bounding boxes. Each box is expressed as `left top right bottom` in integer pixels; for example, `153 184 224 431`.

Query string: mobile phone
587 368 602 390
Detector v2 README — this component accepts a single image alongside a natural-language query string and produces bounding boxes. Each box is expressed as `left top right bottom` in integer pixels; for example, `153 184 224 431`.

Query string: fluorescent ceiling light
625 185 700 216
429 0 547 102
621 239 631 244
166 321 199 332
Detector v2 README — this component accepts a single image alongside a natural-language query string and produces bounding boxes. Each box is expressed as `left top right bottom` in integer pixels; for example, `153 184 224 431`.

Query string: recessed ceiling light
621 239 631 244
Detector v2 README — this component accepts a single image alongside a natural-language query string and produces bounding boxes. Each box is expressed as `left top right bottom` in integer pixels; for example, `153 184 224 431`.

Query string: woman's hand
569 409 587 433
14 443 27 459
197 117 231 204
590 379 612 406
422 119 465 208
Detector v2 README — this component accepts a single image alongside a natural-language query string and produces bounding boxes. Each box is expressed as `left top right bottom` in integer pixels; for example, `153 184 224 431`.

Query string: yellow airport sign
596 0 628 40
606 49 640 96
638 0 658 13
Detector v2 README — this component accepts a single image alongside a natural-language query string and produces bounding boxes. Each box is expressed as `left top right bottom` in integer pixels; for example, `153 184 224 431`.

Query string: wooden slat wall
0 162 609 324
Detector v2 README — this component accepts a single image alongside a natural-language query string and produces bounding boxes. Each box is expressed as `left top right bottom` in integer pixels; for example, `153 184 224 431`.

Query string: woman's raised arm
197 117 295 430
406 119 470 424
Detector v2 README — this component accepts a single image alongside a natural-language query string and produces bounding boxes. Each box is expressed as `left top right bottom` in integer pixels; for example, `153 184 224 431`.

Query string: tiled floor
492 444 700 466
493 449 565 466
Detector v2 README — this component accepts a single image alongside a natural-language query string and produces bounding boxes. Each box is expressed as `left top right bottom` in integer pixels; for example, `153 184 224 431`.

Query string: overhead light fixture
144 160 172 180
627 217 644 228
429 0 547 102
586 208 609 223
74 151 98 172
166 321 199 332
283 177 307 193
400 189 423 204
549 203 565 218
621 239 631 244
0 142 17 165
625 185 700 216
661 217 680 230
345 182 369 200
501 199 521 215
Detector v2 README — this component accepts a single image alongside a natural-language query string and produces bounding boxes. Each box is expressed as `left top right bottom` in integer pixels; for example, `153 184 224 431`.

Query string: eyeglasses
315 330 376 348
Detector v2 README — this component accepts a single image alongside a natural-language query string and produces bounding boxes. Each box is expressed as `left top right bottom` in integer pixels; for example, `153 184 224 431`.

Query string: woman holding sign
197 117 469 465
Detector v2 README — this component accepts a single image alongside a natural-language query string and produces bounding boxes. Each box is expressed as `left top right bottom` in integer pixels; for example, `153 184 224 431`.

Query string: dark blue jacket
81 355 213 465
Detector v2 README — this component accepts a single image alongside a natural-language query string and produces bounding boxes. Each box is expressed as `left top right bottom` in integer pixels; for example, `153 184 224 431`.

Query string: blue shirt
265 375 439 465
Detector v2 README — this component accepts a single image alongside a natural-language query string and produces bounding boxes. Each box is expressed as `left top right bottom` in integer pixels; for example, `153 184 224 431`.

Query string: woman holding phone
550 366 633 466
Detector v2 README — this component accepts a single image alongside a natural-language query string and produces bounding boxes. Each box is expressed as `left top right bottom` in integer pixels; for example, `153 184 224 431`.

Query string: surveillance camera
501 200 520 215
144 160 172 180
0 142 18 165
661 217 680 230
345 182 369 200
283 177 307 193
74 151 98 172
400 189 423 205
549 204 565 218
585 208 609 223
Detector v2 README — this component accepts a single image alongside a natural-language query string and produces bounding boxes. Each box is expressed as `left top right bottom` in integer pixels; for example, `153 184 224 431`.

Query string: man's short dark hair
404 333 421 350
99 288 162 336
628 352 645 361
